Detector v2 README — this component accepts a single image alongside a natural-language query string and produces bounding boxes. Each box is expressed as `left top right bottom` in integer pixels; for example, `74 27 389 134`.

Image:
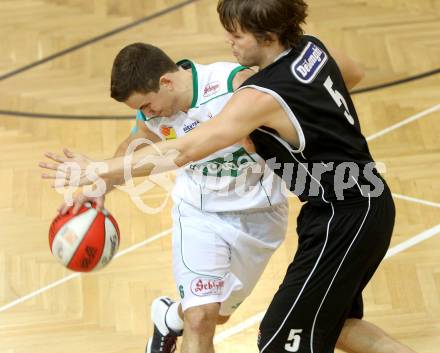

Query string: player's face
225 26 262 67
124 87 178 118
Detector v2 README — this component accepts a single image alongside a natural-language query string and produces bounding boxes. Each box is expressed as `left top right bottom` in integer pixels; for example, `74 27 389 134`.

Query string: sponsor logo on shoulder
203 81 220 97
190 277 224 297
291 42 328 83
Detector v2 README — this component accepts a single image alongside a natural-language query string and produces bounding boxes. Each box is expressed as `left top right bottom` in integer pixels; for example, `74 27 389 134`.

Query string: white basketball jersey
138 60 287 212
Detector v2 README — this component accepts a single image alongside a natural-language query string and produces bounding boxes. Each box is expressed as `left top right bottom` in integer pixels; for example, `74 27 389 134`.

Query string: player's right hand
58 191 105 215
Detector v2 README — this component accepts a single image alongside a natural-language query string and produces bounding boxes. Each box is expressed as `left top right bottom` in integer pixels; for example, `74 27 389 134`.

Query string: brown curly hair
217 0 308 49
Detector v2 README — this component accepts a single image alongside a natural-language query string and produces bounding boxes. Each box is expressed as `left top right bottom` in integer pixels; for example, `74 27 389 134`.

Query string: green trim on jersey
176 59 198 108
192 65 248 108
227 65 248 92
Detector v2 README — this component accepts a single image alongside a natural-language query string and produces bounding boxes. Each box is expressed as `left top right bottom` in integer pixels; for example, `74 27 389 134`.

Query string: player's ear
159 74 174 91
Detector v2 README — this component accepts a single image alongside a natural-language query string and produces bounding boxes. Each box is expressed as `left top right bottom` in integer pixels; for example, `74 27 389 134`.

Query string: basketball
49 202 120 272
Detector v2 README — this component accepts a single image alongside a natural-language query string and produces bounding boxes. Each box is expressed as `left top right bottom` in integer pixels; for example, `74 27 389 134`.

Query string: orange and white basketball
48 202 120 272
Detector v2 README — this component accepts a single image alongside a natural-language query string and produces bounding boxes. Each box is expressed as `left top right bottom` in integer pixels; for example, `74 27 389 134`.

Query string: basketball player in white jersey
56 43 289 353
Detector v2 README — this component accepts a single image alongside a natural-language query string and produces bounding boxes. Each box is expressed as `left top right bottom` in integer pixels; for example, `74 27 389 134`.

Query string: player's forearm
329 48 365 90
101 110 251 183
344 65 364 90
103 137 135 192
103 139 189 182
113 140 130 158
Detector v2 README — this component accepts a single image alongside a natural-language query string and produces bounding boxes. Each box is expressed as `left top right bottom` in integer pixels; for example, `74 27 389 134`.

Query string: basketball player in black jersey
40 0 418 352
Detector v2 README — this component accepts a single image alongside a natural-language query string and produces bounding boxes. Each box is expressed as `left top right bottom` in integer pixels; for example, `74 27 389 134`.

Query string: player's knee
337 318 369 350
184 304 219 334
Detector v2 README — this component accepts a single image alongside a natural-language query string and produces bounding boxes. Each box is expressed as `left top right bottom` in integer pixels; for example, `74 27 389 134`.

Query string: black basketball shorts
258 186 395 353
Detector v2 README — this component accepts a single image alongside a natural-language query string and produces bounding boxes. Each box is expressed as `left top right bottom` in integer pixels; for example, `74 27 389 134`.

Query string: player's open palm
39 148 102 187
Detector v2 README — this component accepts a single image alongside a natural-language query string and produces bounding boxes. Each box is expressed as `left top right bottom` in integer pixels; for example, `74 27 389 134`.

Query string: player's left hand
39 148 104 187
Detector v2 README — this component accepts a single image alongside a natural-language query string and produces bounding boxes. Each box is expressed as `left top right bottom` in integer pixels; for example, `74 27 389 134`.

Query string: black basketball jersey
242 35 382 203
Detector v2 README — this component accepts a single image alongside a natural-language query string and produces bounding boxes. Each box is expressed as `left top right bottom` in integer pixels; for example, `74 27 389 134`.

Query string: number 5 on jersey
324 76 355 125
285 329 303 352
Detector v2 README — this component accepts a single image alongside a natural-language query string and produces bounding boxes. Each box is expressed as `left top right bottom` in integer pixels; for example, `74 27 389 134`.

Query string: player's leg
147 200 287 353
258 201 341 353
147 296 183 353
335 272 417 353
218 202 288 316
336 318 416 353
147 298 231 353
178 201 287 352
334 190 415 353
180 303 220 353
164 199 243 353
258 188 395 353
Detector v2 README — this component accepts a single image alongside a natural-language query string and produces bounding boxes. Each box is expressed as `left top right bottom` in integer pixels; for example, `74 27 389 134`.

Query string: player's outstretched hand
39 148 103 187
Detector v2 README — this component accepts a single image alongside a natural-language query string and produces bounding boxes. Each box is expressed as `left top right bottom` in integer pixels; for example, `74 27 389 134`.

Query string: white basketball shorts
172 198 288 316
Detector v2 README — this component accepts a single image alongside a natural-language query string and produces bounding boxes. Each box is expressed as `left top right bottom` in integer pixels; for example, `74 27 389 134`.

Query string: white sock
165 302 184 332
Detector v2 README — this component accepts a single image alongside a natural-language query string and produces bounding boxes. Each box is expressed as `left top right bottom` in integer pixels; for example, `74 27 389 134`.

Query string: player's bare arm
103 118 162 182
328 47 365 90
40 88 299 185
107 88 273 178
232 68 255 89
232 68 258 152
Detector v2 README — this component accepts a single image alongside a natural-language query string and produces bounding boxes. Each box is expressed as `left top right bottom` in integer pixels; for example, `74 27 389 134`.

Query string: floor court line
392 193 440 209
384 224 440 259
0 229 172 313
0 273 80 314
366 103 440 142
214 223 440 344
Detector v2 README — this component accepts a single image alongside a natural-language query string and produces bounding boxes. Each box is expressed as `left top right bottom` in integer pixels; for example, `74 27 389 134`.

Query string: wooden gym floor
0 1 439 352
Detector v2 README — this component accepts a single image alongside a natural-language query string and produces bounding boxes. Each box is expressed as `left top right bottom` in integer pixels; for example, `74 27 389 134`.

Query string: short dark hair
110 43 178 102
217 0 308 49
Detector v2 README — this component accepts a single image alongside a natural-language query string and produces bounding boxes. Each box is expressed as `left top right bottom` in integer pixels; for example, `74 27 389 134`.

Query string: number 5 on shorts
284 329 303 352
